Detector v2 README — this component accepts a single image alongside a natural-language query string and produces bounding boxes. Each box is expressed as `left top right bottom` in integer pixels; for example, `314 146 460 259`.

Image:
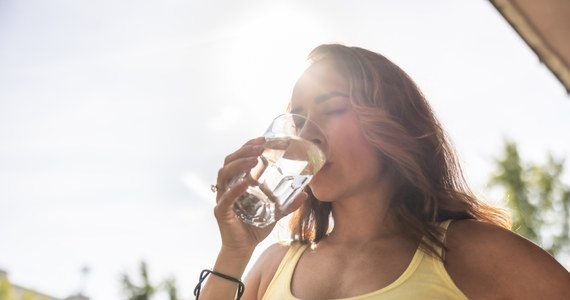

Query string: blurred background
0 0 569 299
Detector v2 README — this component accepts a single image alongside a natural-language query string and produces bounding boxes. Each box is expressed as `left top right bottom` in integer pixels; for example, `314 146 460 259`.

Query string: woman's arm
197 138 273 299
198 137 307 299
446 220 570 299
199 245 255 299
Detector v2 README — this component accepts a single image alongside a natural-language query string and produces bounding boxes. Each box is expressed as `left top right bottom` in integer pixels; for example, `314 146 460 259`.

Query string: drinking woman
196 44 570 299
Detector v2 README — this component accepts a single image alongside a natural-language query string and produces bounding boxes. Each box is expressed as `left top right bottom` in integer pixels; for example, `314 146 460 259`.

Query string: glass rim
266 112 328 155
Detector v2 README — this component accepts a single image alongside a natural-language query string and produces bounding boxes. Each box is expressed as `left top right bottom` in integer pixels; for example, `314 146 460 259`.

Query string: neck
325 186 402 245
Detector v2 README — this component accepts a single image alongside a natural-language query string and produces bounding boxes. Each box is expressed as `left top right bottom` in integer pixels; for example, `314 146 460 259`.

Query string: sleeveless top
263 220 468 299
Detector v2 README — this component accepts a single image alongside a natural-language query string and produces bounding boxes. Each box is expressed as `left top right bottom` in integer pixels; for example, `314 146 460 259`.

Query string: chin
307 185 334 203
308 172 332 199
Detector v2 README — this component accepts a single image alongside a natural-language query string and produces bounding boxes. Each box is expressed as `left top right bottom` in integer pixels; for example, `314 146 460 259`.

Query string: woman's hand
213 137 308 255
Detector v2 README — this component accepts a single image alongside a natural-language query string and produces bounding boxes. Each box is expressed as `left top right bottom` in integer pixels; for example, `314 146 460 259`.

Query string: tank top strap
263 242 309 300
439 219 454 259
280 242 308 269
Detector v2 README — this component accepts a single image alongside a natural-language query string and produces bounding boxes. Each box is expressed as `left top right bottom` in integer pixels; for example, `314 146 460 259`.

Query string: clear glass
232 113 327 227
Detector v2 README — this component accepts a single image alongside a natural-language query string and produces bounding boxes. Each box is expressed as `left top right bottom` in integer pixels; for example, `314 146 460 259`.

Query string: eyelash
325 109 346 115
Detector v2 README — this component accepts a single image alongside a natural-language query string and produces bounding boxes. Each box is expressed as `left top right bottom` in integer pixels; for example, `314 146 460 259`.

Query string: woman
197 44 570 299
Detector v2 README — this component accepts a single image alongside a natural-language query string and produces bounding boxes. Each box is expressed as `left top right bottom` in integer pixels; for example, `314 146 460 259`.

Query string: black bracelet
193 269 245 300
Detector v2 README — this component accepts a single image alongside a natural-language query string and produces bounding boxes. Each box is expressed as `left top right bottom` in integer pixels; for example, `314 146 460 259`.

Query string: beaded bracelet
193 269 245 299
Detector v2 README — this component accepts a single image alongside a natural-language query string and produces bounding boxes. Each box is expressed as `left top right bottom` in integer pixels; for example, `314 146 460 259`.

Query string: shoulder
446 219 530 254
243 241 298 299
444 219 570 299
255 241 294 275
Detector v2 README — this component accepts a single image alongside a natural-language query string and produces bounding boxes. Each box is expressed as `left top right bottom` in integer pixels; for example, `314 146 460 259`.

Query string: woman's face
289 62 384 202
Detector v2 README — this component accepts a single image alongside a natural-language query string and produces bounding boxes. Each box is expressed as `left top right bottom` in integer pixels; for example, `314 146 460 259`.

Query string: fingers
216 138 265 191
216 157 258 196
213 177 250 220
213 137 266 223
223 137 265 166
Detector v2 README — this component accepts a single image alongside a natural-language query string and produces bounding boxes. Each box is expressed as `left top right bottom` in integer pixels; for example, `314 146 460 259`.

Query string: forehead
291 62 348 102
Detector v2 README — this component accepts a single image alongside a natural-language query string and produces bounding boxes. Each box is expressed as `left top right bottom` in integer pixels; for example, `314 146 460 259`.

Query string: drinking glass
232 113 327 228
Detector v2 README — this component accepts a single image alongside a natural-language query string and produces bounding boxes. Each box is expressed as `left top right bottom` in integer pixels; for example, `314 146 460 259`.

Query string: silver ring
210 184 219 193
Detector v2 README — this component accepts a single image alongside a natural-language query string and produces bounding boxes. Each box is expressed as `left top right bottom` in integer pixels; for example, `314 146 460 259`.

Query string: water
233 136 326 227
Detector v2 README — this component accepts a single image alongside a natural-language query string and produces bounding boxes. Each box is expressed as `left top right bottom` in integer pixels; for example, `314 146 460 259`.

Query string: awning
490 0 570 94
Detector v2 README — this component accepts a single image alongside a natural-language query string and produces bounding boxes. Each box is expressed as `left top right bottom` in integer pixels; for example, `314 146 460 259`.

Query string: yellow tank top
263 220 468 300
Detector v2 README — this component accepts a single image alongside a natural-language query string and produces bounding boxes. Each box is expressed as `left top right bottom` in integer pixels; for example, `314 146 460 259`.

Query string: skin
200 62 570 300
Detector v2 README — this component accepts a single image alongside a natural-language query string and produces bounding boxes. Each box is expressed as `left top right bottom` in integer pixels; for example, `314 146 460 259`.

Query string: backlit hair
289 44 511 258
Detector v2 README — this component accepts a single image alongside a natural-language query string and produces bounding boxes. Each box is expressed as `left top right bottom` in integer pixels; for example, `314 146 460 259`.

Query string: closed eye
315 91 348 103
325 109 347 115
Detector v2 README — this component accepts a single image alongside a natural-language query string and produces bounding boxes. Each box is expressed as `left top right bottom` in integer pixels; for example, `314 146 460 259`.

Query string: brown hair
289 44 510 258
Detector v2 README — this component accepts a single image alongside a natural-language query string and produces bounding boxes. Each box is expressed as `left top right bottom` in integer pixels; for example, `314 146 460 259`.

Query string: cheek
338 122 375 162
348 140 380 172
309 115 381 196
338 122 382 176
315 127 379 180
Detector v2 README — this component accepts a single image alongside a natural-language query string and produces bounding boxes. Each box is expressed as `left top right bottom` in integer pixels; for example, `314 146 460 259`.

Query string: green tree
161 277 179 300
489 140 570 259
0 276 15 300
121 261 156 300
121 261 181 300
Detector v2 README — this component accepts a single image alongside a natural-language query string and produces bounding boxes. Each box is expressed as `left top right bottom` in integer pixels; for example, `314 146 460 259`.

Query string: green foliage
489 140 570 258
0 277 15 300
161 277 179 300
121 261 180 300
0 277 54 300
121 261 156 300
23 291 37 300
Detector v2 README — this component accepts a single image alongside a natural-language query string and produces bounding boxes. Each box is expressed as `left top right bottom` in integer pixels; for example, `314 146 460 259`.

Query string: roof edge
489 0 570 94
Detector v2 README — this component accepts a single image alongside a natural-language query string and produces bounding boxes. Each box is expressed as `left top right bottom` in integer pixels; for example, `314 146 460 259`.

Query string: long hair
289 44 510 258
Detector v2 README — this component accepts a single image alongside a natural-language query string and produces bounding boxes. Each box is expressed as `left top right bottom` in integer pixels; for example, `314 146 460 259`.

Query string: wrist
194 269 245 300
212 246 255 278
220 244 256 259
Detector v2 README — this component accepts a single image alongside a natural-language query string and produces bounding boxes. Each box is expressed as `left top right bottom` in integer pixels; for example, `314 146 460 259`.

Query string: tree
489 140 570 261
0 277 50 300
0 276 15 300
121 261 180 300
161 277 179 300
121 261 156 300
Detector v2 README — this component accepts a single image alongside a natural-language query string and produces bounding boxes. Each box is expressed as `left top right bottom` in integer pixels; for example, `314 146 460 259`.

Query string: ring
210 184 219 193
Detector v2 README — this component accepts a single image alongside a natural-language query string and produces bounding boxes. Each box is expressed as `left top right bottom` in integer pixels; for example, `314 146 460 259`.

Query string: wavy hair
289 44 510 258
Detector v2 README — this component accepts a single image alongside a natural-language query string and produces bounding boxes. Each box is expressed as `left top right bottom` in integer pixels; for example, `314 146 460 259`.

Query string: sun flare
220 5 328 121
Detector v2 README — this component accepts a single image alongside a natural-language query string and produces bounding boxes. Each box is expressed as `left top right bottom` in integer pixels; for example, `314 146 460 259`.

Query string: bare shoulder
254 241 292 278
243 241 294 300
445 219 570 299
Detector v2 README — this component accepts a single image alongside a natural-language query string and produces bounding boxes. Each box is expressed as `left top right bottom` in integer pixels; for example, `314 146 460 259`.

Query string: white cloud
181 172 216 203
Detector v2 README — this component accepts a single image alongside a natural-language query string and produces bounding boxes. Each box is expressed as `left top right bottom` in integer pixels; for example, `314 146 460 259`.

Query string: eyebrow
315 91 349 103
290 91 349 114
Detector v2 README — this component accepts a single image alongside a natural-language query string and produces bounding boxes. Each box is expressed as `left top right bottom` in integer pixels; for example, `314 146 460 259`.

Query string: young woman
197 44 570 299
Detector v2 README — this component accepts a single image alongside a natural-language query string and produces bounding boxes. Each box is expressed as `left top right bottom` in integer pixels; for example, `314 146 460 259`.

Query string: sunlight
219 4 328 123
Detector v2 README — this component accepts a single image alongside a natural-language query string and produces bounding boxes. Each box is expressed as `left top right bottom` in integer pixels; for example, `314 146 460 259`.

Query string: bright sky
1 0 569 299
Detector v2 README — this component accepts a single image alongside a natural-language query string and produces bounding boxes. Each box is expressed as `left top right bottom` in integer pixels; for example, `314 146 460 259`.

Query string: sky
0 0 569 299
